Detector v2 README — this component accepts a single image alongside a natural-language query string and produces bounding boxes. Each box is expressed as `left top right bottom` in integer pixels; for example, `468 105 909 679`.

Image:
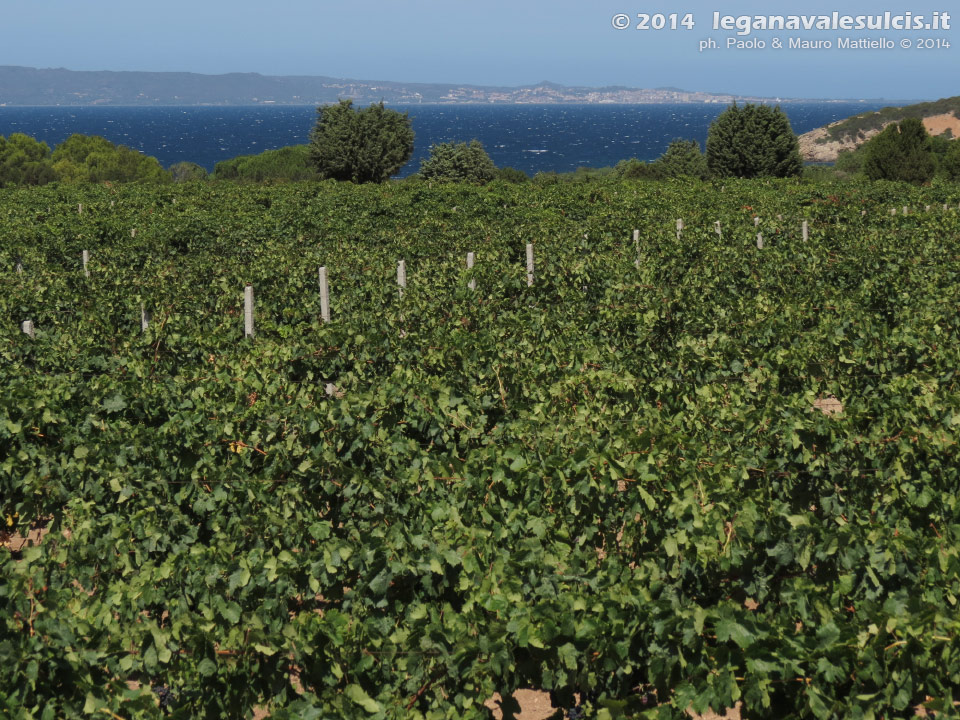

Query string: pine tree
941 139 960 181
0 133 56 187
862 118 936 184
654 139 710 179
706 103 803 178
309 100 414 183
419 140 497 183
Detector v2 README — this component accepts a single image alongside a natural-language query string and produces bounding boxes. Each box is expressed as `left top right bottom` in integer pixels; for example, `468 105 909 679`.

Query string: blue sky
2 0 956 100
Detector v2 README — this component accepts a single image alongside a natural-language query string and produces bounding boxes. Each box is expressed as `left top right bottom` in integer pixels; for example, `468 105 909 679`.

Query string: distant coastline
0 65 894 107
0 101 883 109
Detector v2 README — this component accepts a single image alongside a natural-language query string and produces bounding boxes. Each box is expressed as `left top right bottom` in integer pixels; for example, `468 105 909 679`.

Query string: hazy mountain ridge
0 65 860 106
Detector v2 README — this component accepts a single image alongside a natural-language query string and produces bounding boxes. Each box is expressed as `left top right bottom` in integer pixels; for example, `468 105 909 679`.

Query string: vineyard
2 178 960 719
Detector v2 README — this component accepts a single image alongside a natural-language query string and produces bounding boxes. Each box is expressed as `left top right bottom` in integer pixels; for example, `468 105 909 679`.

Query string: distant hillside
799 96 960 162
0 65 843 107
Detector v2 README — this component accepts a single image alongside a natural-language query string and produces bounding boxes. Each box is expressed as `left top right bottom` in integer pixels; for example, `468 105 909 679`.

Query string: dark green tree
834 147 866 176
0 133 56 187
308 100 414 183
613 158 663 180
531 171 562 186
168 161 208 183
940 139 960 181
862 118 936 184
419 140 497 183
495 166 529 183
706 103 803 178
654 139 710 179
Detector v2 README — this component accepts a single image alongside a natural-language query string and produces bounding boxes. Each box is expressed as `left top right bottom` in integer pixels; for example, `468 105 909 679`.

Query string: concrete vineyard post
633 230 640 268
131 228 137 238
756 233 763 250
82 250 90 278
903 206 909 216
21 320 35 339
715 221 721 239
396 260 408 337
526 243 534 287
78 203 82 215
676 219 683 240
244 284 254 339
466 252 476 291
141 304 150 332
802 220 809 242
754 216 760 227
318 266 331 323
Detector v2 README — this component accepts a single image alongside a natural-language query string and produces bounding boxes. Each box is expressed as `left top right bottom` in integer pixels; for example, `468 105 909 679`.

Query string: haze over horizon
2 1 956 101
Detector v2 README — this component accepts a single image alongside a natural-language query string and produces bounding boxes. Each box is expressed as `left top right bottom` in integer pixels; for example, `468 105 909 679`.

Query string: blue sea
0 103 886 177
